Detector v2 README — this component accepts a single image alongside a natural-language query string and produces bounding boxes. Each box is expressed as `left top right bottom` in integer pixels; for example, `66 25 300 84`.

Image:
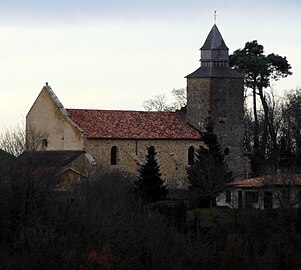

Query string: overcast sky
0 0 300 129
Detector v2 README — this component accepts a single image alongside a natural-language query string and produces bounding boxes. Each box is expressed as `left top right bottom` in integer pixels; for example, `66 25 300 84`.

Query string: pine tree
135 146 168 202
187 118 232 208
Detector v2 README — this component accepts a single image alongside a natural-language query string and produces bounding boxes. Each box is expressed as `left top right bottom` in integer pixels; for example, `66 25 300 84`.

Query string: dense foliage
230 40 293 175
2 167 301 269
187 119 232 208
135 146 168 202
0 168 185 270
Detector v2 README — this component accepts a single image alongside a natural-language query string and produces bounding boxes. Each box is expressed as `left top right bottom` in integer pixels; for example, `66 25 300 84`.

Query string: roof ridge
66 108 176 114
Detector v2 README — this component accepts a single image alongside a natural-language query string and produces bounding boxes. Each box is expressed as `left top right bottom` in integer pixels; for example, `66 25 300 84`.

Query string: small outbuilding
217 175 301 209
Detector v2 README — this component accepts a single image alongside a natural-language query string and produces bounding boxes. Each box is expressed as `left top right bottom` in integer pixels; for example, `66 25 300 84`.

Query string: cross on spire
214 10 217 24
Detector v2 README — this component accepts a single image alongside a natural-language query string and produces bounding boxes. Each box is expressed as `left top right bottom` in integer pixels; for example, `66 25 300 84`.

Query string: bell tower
186 24 245 179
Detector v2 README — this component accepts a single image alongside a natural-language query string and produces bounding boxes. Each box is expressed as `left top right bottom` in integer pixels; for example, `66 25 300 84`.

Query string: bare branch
143 94 170 111
171 88 187 108
0 125 26 156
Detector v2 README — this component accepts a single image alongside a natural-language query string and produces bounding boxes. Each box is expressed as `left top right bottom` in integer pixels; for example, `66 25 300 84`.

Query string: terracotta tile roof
66 109 201 140
228 175 301 188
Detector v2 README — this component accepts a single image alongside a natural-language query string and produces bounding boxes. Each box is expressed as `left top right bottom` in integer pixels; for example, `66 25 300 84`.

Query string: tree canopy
230 40 292 90
230 40 292 174
135 146 168 202
187 119 232 208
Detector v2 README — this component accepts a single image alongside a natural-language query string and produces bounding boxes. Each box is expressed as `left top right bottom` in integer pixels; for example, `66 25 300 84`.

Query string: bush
0 169 191 270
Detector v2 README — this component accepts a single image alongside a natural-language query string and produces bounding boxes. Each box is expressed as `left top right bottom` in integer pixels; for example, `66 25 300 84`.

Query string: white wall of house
217 187 301 210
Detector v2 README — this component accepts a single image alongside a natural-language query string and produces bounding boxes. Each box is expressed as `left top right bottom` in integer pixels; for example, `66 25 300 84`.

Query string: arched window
188 146 195 165
41 138 48 149
148 146 156 162
111 146 118 165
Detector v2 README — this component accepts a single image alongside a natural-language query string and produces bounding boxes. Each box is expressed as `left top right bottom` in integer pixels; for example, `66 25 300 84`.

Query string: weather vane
214 10 217 24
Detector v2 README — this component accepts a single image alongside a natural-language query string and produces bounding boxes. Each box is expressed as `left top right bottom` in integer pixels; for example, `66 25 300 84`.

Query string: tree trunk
253 86 259 156
258 86 278 172
209 198 213 208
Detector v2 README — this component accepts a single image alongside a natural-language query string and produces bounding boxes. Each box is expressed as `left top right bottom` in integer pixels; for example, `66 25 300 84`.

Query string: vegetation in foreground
2 168 301 270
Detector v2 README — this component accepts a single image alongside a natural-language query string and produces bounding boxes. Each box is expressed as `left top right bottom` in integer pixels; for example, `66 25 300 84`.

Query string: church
26 24 246 187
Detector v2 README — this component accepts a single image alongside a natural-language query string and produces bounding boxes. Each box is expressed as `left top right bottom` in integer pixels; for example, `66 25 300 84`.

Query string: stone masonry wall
85 139 203 188
211 78 245 179
187 78 211 131
187 76 245 179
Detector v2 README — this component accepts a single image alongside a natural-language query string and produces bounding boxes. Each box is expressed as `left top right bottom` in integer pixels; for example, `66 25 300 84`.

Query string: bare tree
0 124 46 156
279 87 301 173
0 125 26 156
25 125 46 151
143 88 187 112
143 94 170 111
171 88 187 109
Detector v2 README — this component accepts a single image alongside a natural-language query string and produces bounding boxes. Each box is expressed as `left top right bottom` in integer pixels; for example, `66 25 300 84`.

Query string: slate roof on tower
186 66 243 78
201 24 229 50
186 24 243 79
67 109 201 140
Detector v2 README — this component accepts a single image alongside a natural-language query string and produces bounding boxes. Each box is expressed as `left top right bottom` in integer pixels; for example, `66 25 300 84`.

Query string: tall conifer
187 118 232 207
135 146 168 202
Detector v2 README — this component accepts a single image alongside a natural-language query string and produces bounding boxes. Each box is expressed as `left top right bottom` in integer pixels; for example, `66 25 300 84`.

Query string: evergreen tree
230 40 292 173
187 118 232 208
135 146 168 202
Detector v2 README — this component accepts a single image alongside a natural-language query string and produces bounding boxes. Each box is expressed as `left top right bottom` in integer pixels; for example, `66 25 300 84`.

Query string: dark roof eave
185 67 244 79
227 184 301 189
200 47 229 51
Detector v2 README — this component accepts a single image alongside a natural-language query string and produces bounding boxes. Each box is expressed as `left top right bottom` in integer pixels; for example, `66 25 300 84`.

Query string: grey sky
0 0 300 129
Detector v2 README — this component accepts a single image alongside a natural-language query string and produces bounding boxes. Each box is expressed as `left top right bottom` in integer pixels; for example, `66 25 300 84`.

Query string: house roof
0 149 16 176
66 109 201 140
228 175 301 188
0 149 15 162
17 150 85 168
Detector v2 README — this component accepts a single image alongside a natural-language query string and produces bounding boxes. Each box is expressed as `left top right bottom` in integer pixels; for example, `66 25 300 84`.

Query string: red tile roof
228 175 301 188
67 109 201 140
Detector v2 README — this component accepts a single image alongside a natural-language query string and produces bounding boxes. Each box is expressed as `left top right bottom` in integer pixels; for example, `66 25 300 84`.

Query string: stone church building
26 24 246 187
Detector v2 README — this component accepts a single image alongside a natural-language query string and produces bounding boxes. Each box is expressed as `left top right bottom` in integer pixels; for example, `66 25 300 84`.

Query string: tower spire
199 24 229 67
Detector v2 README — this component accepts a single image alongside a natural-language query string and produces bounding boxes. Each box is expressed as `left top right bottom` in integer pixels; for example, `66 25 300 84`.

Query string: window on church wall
41 138 48 149
111 146 118 165
188 146 195 165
